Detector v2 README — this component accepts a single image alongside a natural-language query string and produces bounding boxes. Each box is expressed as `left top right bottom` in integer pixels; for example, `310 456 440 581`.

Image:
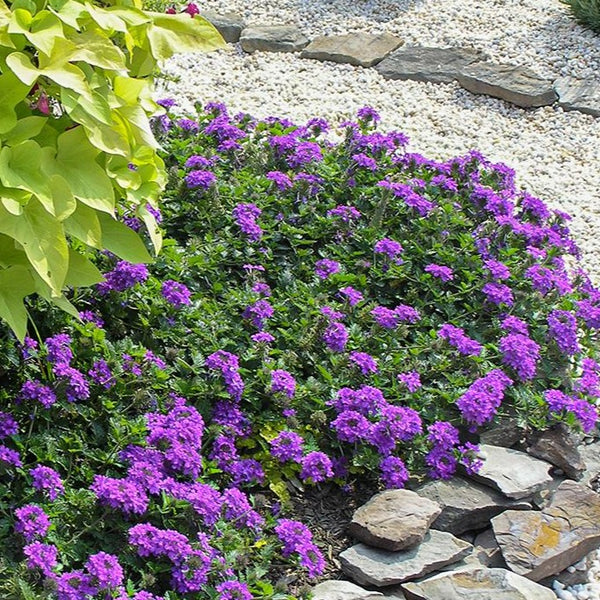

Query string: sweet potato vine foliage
0 103 599 599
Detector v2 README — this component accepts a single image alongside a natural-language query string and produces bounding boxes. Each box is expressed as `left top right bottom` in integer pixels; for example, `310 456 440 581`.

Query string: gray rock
416 476 530 535
478 416 525 448
349 489 441 551
526 424 585 480
554 77 600 117
339 530 472 587
301 33 403 68
312 580 384 600
467 444 553 499
199 11 245 43
375 46 488 84
580 439 600 490
457 63 557 108
539 550 594 588
240 25 309 54
472 529 506 568
400 568 556 600
492 480 600 581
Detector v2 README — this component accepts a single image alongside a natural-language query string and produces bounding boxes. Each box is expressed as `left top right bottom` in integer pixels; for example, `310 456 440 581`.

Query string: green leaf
0 71 31 134
97 211 152 263
0 265 35 341
138 202 162 254
1 116 47 146
64 247 103 286
69 30 127 70
64 202 102 247
144 12 225 61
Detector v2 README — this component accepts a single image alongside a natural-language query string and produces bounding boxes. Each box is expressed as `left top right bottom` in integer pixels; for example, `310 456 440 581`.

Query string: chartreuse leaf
1 187 30 215
144 12 224 61
53 126 115 213
138 202 162 254
0 265 35 341
97 211 152 263
0 71 31 134
8 9 64 56
0 199 69 294
1 116 47 146
49 174 76 220
69 30 126 70
64 247 103 286
64 202 102 247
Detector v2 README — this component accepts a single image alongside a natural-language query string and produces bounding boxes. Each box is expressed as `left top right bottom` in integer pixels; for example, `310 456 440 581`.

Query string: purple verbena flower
270 369 296 398
379 456 409 489
23 541 58 576
270 431 304 462
300 451 334 483
547 309 580 356
456 369 513 427
397 371 422 393
499 333 540 381
438 324 483 356
162 280 192 307
425 263 454 282
315 258 341 279
30 466 64 501
348 351 378 375
322 322 348 352
14 504 50 541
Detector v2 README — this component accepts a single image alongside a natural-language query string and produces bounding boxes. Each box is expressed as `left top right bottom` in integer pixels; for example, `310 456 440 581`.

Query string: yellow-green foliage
0 0 224 339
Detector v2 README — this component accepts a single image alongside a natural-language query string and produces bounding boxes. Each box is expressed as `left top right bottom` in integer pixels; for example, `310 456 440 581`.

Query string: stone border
200 13 600 118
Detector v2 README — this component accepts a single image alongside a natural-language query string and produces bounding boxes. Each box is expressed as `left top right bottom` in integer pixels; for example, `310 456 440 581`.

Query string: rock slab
339 530 472 587
467 444 553 499
199 11 245 43
457 63 558 108
400 567 556 600
349 489 441 551
375 46 488 84
240 25 309 54
301 33 403 68
526 424 585 480
311 580 384 600
554 76 600 117
492 480 600 581
416 476 530 535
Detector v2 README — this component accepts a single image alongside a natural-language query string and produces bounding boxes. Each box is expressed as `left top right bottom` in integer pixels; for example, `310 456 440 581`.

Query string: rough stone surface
492 480 600 581
339 530 472 587
526 424 585 481
375 46 488 84
539 551 595 588
400 567 557 600
199 11 246 43
555 77 600 117
477 416 525 448
579 439 600 490
467 444 553 499
301 33 403 68
240 25 310 54
311 580 384 600
349 489 441 551
472 528 506 568
416 476 530 535
457 63 558 108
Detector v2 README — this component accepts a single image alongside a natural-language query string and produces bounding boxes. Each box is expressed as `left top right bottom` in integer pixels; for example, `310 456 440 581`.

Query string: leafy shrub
1 103 600 598
0 0 223 339
561 0 600 33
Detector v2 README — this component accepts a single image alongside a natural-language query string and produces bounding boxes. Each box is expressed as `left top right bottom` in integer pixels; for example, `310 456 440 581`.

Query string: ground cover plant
0 102 600 599
561 0 600 33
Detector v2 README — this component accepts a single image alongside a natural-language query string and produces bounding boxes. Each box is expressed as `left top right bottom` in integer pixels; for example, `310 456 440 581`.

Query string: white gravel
158 2 600 597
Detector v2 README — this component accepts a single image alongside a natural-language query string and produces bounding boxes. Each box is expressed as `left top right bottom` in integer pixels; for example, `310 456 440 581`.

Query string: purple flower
88 359 114 389
45 333 72 365
438 324 483 356
352 153 377 171
251 331 275 344
79 310 104 328
243 299 274 330
274 519 325 577
456 369 512 427
171 549 212 593
185 169 216 190
270 431 304 462
327 205 361 223
205 350 244 401
128 523 192 562
379 456 409 489
287 141 322 168
270 369 296 398
14 505 50 541
425 263 454 282
315 258 341 279
328 385 387 416
0 412 18 440
371 306 398 329
30 466 64 501
374 238 403 262
427 421 460 448
547 310 580 356
322 321 348 352
53 364 90 402
426 446 458 480
266 171 293 190
90 475 149 515
499 333 540 381
300 451 334 483
349 351 378 375
331 410 370 443
577 300 600 329
97 262 149 294
368 405 422 453
544 390 598 433
378 180 435 216
482 282 514 307
162 280 192 307
394 304 421 323
483 260 511 280
217 581 253 600
21 336 38 359
233 203 262 242
85 552 123 590
574 358 600 397
23 541 58 576
222 487 264 529
357 106 381 123
339 286 364 306
500 315 529 335
0 445 22 467
55 571 97 599
397 371 421 393
185 155 215 168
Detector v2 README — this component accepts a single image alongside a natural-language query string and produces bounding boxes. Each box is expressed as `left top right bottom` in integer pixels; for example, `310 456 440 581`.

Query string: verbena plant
0 0 223 340
1 104 599 599
561 0 600 33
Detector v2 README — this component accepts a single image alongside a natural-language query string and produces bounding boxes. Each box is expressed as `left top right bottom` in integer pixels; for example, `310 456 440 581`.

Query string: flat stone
472 528 506 568
400 568 556 600
539 550 595 588
199 11 245 43
478 415 525 448
457 63 558 108
417 476 531 535
349 489 441 551
375 46 488 84
492 480 600 581
526 424 585 480
240 25 309 54
339 530 472 587
301 33 403 68
579 439 600 489
554 77 600 117
467 444 553 499
312 580 384 600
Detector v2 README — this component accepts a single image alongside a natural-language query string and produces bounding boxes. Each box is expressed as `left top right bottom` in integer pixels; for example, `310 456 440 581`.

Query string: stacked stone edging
200 13 600 118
